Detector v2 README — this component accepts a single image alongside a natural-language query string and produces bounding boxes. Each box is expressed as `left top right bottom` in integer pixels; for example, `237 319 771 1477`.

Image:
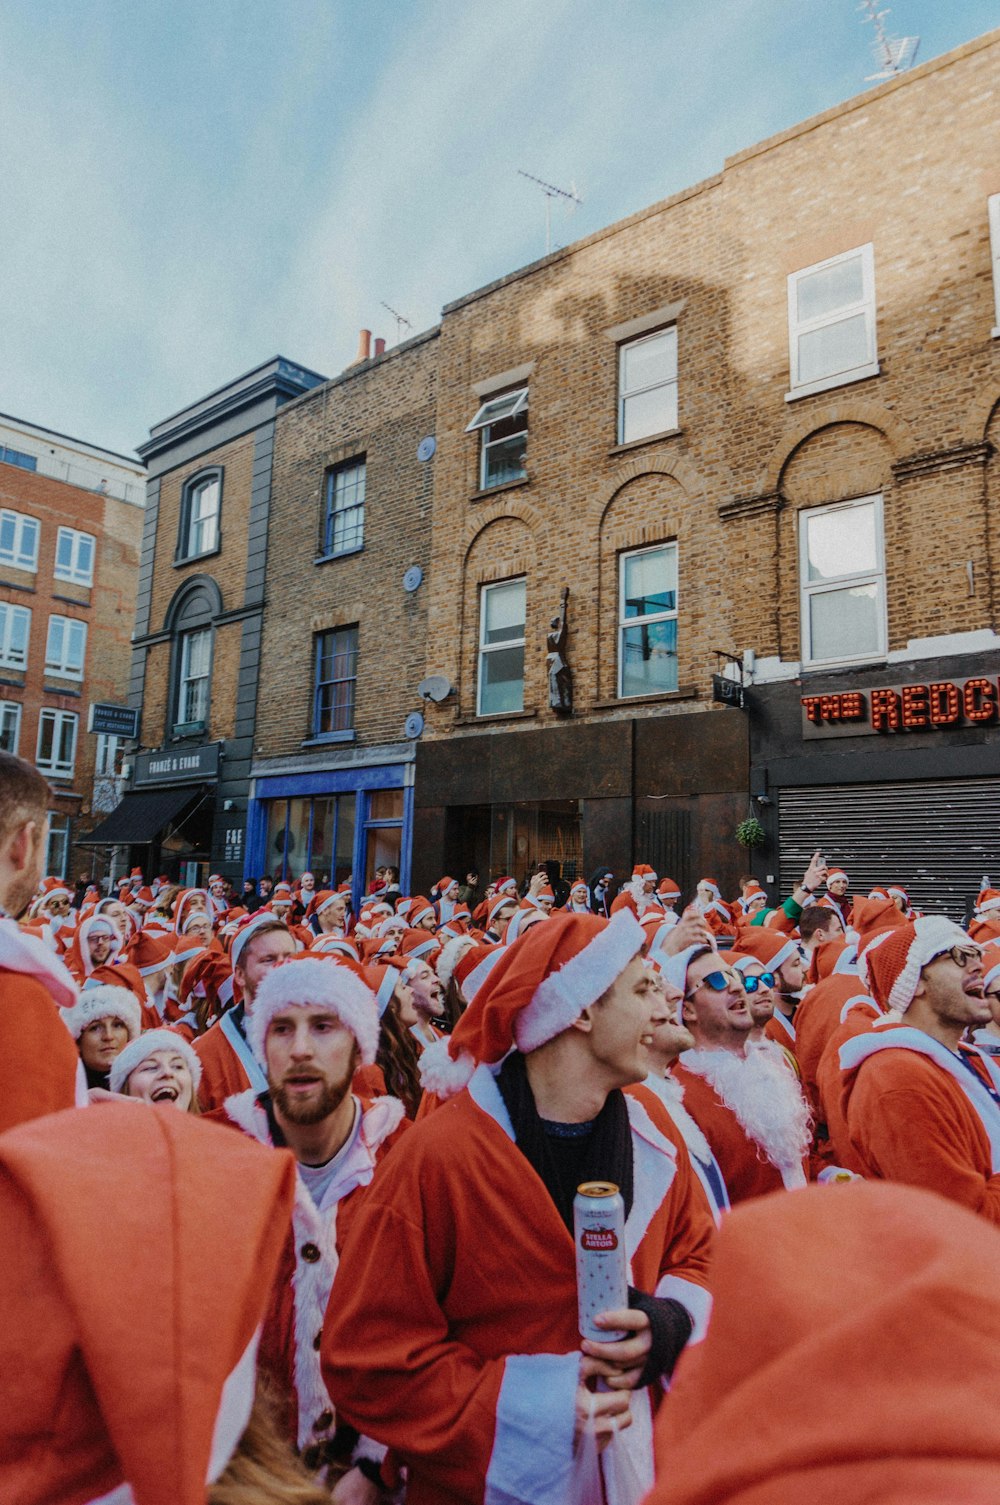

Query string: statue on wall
547 586 573 715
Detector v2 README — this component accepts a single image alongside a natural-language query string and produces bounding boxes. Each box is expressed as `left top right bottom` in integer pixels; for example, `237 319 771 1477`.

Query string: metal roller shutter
778 777 1000 920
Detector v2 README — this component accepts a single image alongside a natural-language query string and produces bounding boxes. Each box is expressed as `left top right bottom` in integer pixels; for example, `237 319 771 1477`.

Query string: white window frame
617 327 678 444
177 627 211 727
183 474 220 559
988 194 1000 338
94 732 121 777
466 388 529 490
36 709 78 779
44 615 87 679
0 508 40 572
617 543 679 699
45 812 70 879
54 526 96 586
799 494 887 669
0 700 21 754
477 577 527 717
786 244 878 401
0 602 31 669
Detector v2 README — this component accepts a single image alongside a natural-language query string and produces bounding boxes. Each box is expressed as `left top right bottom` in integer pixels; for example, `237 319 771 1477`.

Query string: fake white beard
627 879 659 913
645 1070 714 1167
683 1041 812 1170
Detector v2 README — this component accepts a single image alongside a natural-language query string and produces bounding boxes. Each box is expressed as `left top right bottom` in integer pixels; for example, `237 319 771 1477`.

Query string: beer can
574 1181 628 1342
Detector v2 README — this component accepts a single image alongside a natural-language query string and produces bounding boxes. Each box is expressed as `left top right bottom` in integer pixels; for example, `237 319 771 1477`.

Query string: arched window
176 467 223 563
164 577 222 737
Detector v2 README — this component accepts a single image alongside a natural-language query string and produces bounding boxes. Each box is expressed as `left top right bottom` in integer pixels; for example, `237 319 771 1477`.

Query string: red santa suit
814 1000 882 1174
323 1065 712 1505
672 1043 810 1203
0 918 84 1132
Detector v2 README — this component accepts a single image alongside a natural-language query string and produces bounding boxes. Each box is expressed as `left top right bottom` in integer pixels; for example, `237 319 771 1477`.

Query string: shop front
79 742 219 886
749 649 1000 918
245 759 414 910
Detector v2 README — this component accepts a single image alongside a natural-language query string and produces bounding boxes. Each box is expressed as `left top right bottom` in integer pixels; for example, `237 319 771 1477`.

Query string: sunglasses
686 968 744 999
741 971 777 994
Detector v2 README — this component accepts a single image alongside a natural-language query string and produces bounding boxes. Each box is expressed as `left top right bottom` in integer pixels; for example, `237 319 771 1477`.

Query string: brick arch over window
460 514 538 717
163 574 223 634
597 471 687 704
759 401 910 498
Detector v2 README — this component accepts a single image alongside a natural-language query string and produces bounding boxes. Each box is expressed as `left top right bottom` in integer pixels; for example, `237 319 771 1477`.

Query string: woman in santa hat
110 1028 203 1112
365 961 424 1117
62 983 142 1090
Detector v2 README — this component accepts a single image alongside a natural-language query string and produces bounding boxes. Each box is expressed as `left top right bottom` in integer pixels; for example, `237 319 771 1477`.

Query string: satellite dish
403 565 423 593
418 675 453 703
404 711 425 739
417 436 436 462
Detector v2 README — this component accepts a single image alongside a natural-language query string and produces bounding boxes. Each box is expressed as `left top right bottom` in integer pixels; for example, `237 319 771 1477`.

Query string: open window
466 388 528 490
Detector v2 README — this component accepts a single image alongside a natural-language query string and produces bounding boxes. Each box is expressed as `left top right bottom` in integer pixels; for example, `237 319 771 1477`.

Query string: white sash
220 1008 268 1094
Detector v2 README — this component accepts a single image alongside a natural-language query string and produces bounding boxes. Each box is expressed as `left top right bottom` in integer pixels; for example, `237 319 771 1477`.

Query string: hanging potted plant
735 810 766 849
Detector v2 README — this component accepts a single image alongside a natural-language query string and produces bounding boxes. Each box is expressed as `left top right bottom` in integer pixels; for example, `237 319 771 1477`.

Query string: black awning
77 786 202 846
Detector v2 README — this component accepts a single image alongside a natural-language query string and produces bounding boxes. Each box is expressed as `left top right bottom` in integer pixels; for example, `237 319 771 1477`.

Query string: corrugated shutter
778 777 1000 920
638 809 692 897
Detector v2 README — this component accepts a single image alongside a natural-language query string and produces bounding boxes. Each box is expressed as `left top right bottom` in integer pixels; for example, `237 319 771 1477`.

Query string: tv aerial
858 1 919 81
380 301 412 345
517 169 583 256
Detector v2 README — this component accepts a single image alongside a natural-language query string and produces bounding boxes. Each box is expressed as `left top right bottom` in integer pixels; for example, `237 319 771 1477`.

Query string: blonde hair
208 1383 341 1505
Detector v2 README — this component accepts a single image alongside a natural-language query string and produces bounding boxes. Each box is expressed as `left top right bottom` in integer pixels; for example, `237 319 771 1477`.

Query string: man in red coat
210 954 408 1496
666 946 811 1203
194 913 296 1109
0 751 82 1132
322 911 714 1505
840 915 1000 1221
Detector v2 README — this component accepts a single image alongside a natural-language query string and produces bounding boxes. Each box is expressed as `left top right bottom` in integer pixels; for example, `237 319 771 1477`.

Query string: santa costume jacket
672 1056 808 1203
321 1064 713 1505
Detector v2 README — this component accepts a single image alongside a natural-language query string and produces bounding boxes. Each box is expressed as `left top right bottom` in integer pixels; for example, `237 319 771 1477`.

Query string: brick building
411 27 1000 909
0 411 145 880
246 330 438 900
100 359 325 885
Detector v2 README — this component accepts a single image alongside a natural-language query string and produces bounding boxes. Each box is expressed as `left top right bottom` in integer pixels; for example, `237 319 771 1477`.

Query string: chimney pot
374 337 386 357
355 329 372 363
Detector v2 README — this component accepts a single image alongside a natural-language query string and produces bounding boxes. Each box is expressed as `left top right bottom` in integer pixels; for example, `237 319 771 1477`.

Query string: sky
1 1 996 458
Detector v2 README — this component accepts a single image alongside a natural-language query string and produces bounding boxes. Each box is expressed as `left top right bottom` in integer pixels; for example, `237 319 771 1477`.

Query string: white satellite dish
418 675 453 703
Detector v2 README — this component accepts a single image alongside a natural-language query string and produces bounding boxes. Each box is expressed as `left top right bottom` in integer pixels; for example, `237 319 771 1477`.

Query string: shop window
265 792 357 884
989 194 1000 334
466 388 528 490
94 732 120 777
618 327 678 443
0 602 30 669
799 495 887 667
321 459 366 557
175 627 212 731
787 245 878 398
478 578 526 716
0 700 21 754
54 527 96 586
313 625 358 737
177 470 222 563
37 709 78 779
363 787 404 890
618 544 678 698
45 812 70 879
44 615 87 679
0 508 40 572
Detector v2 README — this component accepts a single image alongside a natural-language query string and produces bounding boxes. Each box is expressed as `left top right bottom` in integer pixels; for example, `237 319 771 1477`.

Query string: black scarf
497 1051 634 1234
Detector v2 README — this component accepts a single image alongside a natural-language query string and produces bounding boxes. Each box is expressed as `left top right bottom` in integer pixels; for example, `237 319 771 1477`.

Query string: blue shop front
245 757 414 912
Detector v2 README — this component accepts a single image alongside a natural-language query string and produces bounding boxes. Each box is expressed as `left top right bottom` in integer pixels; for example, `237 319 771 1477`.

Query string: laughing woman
109 1029 202 1113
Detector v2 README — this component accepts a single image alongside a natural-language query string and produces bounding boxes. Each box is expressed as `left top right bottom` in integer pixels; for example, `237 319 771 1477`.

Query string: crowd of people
3 744 1000 1503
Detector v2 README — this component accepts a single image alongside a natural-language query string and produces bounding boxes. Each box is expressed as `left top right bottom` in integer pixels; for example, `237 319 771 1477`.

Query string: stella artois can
574 1181 628 1341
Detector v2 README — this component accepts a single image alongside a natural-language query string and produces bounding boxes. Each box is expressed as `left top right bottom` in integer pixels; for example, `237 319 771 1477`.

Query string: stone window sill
454 707 538 726
470 477 531 503
591 685 698 709
608 428 683 457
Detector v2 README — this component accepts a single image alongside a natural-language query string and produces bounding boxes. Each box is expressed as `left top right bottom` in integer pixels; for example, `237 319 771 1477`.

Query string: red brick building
0 411 145 880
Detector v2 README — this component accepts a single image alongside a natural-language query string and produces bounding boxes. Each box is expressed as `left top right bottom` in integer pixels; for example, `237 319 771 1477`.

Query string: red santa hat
304 889 345 922
487 892 517 927
495 876 518 896
208 873 224 887
852 895 908 949
308 934 361 961
65 914 124 978
248 955 380 1067
62 984 142 1042
109 1028 203 1095
526 883 555 910
698 878 722 899
230 910 284 971
32 875 72 911
420 910 645 1099
270 881 293 904
503 903 549 945
569 879 589 898
0 1103 295 1505
862 916 971 1013
452 943 504 1004
173 889 209 934
868 885 891 902
395 896 415 919
826 868 849 885
362 962 407 1019
435 876 458 897
435 933 477 991
657 877 681 898
397 927 440 962
976 888 1000 915
179 950 234 1012
124 930 175 977
733 928 801 975
132 885 155 908
632 863 657 884
981 942 1000 994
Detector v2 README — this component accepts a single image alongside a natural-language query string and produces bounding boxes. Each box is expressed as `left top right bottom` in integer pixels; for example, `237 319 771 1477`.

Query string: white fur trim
109 1029 202 1094
418 1036 476 1099
62 985 142 1041
0 916 78 1009
230 912 283 972
886 916 969 1014
515 910 645 1054
436 934 476 992
682 1042 812 1176
248 957 379 1067
977 894 1000 914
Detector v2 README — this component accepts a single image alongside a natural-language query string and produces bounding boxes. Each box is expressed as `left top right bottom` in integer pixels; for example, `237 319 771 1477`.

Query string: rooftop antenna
858 1 919 81
380 301 412 345
517 169 582 256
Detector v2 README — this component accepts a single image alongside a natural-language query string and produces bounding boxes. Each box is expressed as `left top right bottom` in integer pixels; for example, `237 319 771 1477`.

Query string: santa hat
733 929 801 975
632 864 657 884
495 876 518 896
0 1103 295 1505
487 893 517 928
648 1182 1000 1505
698 878 722 899
128 866 144 881
397 928 439 962
503 904 548 945
826 869 849 885
377 912 408 939
132 886 155 908
435 876 458 898
981 942 1000 994
230 910 284 971
208 873 224 887
173 889 209 934
452 943 504 1004
270 882 293 904
179 951 234 1013
888 886 911 911
863 916 971 1013
309 935 361 962
977 888 1000 916
248 956 379 1067
435 933 477 991
395 897 415 920
31 876 72 912
657 877 681 899
654 944 713 1005
420 910 644 1099
62 984 142 1041
852 895 907 949
67 914 123 978
569 880 589 899
868 885 891 902
362 962 405 1019
109 1028 203 1095
526 883 555 911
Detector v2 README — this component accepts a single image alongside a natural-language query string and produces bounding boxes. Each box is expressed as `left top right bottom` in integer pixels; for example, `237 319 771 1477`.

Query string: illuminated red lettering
870 688 900 732
801 696 824 723
963 678 996 723
928 682 961 726
819 695 842 721
839 692 865 720
900 684 929 729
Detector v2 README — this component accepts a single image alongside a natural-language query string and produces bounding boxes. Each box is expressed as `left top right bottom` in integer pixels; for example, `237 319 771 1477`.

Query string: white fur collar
643 1071 714 1167
682 1042 812 1172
